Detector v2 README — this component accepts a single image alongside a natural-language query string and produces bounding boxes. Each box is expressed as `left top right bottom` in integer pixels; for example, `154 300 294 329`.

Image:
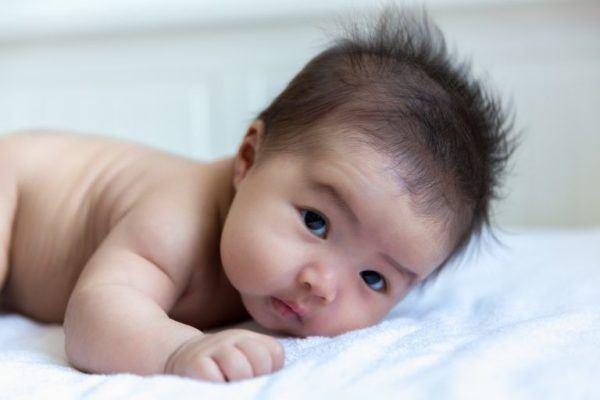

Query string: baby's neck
207 155 236 237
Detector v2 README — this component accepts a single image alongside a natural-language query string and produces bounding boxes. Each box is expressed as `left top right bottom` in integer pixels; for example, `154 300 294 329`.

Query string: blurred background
0 0 598 228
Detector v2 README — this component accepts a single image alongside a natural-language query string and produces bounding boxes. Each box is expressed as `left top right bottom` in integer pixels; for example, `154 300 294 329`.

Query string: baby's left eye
360 270 386 292
301 209 328 238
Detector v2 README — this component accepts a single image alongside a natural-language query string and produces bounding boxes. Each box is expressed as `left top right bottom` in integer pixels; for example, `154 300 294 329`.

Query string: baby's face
220 135 453 337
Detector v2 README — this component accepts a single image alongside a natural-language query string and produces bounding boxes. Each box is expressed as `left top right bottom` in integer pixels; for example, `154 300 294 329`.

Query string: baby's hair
256 5 516 286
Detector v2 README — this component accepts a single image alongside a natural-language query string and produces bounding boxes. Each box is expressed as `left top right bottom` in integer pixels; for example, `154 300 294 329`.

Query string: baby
0 8 513 382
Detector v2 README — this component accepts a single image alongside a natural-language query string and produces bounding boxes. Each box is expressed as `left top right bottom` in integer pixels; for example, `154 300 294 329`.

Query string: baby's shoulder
111 159 228 270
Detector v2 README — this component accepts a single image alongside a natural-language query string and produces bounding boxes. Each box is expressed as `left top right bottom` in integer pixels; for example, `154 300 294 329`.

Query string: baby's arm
64 205 201 375
64 203 283 381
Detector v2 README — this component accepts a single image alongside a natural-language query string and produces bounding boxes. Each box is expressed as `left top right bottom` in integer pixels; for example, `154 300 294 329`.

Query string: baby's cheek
221 220 282 294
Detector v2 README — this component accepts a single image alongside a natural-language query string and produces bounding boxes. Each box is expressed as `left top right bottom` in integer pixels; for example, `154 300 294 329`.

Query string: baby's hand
164 329 285 382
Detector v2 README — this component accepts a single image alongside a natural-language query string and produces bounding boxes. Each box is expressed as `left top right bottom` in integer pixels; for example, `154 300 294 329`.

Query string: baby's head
220 7 514 337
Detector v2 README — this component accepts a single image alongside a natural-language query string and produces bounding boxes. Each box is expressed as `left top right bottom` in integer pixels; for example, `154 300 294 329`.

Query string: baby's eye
360 270 387 292
300 209 328 238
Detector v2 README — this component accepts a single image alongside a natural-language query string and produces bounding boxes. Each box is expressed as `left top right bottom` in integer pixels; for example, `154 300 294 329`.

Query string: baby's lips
279 298 307 318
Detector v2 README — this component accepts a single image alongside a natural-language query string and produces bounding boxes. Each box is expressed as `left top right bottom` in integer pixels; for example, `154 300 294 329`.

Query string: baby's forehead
295 125 456 217
296 137 407 197
295 151 414 229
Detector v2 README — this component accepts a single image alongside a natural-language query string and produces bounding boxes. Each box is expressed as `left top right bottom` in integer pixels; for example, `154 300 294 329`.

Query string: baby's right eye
300 209 328 238
360 270 386 292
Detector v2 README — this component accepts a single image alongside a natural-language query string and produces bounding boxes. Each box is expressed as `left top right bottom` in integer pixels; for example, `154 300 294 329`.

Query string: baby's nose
297 263 337 304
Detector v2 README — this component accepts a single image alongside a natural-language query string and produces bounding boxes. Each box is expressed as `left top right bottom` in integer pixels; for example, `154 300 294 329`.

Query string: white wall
0 0 598 228
432 1 600 227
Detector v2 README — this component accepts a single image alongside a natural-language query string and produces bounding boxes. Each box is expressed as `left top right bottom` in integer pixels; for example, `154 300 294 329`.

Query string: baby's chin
250 313 340 338
256 320 312 338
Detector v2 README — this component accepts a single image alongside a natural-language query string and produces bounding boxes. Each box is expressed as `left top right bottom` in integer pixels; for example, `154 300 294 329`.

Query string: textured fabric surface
1 229 599 399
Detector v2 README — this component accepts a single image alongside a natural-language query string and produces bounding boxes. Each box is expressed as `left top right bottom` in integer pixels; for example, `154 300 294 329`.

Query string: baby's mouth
270 297 304 322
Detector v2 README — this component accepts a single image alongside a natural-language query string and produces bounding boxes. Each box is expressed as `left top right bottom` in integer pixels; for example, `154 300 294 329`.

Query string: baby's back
0 132 207 322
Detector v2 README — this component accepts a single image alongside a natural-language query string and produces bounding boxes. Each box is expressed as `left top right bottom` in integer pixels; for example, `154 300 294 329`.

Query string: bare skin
0 121 454 382
0 131 283 382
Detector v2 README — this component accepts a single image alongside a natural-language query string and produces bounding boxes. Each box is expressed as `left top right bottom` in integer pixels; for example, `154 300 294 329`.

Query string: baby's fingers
234 339 275 376
266 339 285 371
188 356 225 383
212 346 254 382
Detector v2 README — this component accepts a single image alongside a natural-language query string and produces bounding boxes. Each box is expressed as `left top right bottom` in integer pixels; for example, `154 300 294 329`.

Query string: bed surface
1 228 599 399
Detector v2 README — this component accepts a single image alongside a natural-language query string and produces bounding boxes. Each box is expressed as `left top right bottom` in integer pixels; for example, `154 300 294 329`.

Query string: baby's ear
233 119 266 190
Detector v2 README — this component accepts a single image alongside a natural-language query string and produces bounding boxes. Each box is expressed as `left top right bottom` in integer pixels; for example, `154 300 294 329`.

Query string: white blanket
1 229 599 399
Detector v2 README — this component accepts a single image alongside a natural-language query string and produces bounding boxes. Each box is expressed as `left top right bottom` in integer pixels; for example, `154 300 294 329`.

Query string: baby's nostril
302 282 311 290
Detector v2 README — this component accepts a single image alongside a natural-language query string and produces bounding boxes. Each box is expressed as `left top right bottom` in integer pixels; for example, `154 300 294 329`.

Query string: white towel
1 228 599 399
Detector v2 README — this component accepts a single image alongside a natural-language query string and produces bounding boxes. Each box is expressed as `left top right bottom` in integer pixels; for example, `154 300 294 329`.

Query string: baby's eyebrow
308 180 360 227
380 252 418 283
